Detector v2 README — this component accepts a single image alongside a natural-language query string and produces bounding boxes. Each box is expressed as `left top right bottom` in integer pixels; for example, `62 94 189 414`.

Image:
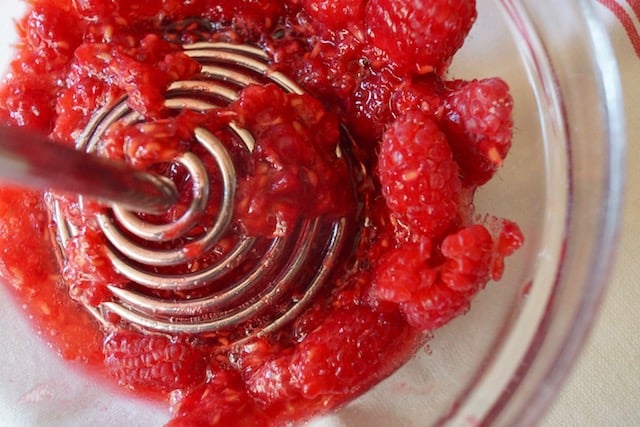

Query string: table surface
542 2 640 426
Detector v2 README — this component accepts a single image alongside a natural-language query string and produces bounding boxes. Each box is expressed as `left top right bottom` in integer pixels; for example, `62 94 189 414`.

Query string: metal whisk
45 42 361 342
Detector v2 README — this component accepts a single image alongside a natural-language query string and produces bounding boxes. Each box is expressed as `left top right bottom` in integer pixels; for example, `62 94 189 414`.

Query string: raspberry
243 305 420 423
377 111 462 239
365 0 477 74
0 189 105 363
347 68 400 145
289 305 405 399
73 34 201 118
486 218 525 280
373 239 436 303
440 224 493 293
25 4 82 61
63 227 127 306
372 237 472 331
288 300 333 341
302 0 366 31
0 2 526 425
232 84 352 237
391 74 446 119
400 282 470 331
442 78 514 186
72 0 116 20
167 368 269 427
229 336 297 404
102 331 207 394
245 354 297 403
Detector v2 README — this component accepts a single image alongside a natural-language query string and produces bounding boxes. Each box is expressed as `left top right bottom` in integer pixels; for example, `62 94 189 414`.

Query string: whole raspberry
372 232 476 331
103 331 207 394
373 225 519 331
245 354 297 403
377 111 462 239
232 84 352 237
230 337 286 378
72 0 116 20
63 227 127 306
440 224 494 293
442 78 514 186
25 4 82 61
365 0 477 74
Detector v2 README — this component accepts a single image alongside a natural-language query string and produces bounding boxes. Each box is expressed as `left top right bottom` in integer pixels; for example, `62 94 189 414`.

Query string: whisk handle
0 125 178 214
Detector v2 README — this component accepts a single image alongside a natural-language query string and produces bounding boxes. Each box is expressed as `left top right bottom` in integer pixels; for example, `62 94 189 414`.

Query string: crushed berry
167 367 270 427
0 0 524 426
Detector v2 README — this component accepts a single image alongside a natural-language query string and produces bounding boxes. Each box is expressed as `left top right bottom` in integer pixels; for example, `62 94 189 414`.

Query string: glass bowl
0 0 625 426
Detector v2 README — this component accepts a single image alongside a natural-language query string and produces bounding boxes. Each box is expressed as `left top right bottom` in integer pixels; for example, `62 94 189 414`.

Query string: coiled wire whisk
50 42 362 343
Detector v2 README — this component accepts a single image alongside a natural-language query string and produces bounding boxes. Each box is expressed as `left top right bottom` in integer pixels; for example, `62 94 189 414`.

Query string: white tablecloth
542 2 640 425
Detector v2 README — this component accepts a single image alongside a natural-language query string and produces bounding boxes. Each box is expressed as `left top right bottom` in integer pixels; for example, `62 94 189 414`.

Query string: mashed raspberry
0 1 522 425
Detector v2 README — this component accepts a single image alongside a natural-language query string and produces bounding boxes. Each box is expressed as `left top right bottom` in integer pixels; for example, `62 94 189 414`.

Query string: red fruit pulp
0 0 523 425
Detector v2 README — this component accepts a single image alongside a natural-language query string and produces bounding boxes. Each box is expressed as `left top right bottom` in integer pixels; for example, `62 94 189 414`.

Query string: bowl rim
442 0 626 425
